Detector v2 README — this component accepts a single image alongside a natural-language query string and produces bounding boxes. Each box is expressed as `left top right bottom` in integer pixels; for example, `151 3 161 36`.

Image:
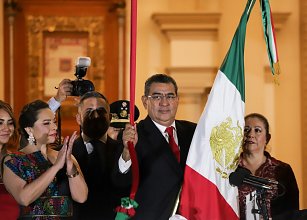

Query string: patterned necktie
165 126 180 162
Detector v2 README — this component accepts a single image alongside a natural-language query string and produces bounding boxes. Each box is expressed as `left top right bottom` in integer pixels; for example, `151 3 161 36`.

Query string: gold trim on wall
27 15 105 101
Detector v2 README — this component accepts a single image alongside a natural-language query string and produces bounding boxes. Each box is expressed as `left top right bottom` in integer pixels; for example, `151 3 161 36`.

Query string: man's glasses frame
147 94 178 103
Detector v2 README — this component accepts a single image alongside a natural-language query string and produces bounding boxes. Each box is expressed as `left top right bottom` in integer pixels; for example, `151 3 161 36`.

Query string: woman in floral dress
2 100 88 219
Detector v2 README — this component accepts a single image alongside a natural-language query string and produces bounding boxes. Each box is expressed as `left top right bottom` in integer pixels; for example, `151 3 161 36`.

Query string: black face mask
82 108 110 140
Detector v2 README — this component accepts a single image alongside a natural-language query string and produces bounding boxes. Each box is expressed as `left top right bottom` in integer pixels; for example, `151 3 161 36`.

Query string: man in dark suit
49 83 129 219
117 74 197 220
72 91 129 219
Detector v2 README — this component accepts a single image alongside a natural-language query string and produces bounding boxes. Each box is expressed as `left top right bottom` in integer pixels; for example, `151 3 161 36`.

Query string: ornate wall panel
27 16 105 101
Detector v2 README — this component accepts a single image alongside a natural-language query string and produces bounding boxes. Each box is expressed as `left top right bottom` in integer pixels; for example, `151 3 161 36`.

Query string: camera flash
76 57 91 67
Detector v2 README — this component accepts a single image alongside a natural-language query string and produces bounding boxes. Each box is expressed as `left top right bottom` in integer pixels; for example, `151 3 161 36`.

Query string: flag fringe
115 197 139 220
273 62 280 85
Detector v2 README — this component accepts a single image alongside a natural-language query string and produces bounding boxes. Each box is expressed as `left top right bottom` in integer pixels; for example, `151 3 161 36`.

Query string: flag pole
115 0 139 219
171 187 182 216
128 0 139 201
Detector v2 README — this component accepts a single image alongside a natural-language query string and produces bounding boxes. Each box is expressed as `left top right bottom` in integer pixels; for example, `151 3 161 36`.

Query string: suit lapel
142 116 182 175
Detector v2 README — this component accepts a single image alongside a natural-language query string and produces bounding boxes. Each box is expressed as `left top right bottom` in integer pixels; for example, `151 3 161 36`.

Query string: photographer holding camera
48 79 73 111
48 58 129 219
49 57 93 111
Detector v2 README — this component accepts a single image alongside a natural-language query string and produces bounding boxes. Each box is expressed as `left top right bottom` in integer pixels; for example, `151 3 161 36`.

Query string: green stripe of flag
220 0 256 102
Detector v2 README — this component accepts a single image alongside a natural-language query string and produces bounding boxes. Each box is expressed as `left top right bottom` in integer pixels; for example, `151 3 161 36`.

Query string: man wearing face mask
73 91 129 219
49 81 129 219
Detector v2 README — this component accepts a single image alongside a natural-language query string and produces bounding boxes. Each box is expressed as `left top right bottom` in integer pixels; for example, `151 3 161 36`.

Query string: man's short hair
79 91 109 105
144 73 178 96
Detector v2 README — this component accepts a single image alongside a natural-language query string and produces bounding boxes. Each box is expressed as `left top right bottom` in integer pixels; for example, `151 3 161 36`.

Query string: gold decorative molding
152 13 221 40
27 16 105 101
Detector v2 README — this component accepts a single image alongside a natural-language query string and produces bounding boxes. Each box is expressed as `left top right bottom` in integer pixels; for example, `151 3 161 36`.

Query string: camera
71 57 95 96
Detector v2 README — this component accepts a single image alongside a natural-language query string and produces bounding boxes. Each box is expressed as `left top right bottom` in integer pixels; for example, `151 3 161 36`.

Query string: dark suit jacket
72 136 129 220
116 116 196 220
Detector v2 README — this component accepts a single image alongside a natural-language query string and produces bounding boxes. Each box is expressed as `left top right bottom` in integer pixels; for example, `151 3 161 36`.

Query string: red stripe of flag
180 166 239 220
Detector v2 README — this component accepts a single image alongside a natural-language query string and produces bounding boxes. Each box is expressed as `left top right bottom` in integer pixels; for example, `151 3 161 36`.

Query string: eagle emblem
209 117 243 178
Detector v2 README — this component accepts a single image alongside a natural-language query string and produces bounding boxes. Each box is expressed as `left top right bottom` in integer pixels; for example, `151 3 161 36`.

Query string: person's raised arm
48 79 72 112
65 131 88 203
117 123 138 174
121 123 138 162
54 79 72 103
2 144 68 206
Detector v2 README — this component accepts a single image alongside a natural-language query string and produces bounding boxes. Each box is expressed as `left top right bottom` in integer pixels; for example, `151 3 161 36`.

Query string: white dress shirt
118 120 178 173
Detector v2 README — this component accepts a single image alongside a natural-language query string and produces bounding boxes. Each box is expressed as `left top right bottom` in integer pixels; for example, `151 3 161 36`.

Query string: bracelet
66 170 79 178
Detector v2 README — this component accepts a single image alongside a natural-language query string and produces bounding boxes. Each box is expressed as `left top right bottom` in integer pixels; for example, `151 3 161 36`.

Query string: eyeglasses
147 94 178 103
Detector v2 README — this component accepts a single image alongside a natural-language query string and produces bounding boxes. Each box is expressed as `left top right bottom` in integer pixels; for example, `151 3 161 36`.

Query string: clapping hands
54 131 78 173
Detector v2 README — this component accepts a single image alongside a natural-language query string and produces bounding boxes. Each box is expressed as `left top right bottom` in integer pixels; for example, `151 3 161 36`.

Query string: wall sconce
4 0 20 18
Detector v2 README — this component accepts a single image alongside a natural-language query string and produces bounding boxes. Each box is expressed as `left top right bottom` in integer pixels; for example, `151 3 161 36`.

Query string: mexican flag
178 0 256 219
